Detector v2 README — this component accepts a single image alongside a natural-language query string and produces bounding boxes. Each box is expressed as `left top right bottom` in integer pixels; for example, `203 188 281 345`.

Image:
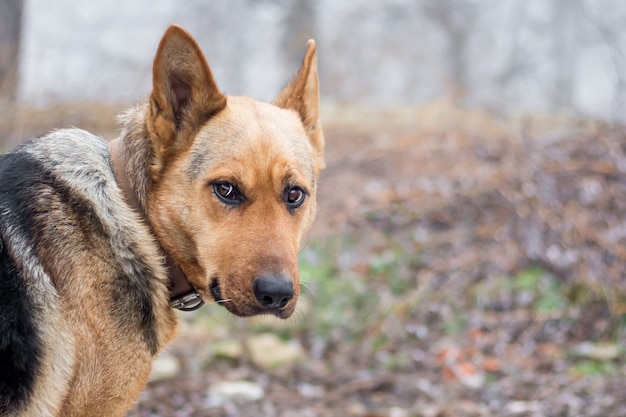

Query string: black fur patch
0 239 42 415
0 154 42 414
0 146 159 405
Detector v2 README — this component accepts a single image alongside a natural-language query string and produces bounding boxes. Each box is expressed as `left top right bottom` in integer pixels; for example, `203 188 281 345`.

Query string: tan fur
139 25 324 319
18 277 74 417
4 24 323 417
0 24 322 417
149 97 317 317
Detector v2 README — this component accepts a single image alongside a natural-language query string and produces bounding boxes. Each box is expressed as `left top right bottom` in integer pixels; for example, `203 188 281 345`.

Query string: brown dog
0 25 323 417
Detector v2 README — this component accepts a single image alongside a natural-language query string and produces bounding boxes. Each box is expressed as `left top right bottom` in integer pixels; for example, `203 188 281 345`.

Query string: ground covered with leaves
4 103 626 417
124 104 626 417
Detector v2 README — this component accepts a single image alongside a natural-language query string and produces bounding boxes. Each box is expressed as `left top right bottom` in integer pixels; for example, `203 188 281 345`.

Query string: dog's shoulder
0 128 116 264
0 129 112 208
0 129 175 414
0 129 113 414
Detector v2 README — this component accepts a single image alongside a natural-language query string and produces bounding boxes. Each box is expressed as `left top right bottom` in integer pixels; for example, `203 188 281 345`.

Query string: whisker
300 281 317 298
215 298 232 304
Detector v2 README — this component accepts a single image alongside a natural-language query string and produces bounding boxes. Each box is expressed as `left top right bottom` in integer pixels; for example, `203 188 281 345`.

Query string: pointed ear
273 40 324 165
148 25 227 173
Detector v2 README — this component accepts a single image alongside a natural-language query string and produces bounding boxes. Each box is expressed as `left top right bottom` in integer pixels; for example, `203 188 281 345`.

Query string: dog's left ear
148 25 227 174
273 40 325 170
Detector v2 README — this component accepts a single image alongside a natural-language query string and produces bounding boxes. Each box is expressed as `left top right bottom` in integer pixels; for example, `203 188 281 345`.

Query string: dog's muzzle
210 274 295 317
253 274 294 310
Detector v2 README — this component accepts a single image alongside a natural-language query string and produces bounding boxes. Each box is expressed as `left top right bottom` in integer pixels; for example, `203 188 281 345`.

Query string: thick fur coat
0 25 323 417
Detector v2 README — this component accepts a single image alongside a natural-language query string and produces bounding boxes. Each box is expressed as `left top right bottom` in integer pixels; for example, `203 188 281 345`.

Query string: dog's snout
253 274 294 309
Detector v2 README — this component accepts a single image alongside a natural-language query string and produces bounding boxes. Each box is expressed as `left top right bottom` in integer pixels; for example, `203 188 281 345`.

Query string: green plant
570 359 616 377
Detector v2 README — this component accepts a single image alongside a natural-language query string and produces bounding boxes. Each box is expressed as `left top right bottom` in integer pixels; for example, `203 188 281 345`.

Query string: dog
0 24 324 417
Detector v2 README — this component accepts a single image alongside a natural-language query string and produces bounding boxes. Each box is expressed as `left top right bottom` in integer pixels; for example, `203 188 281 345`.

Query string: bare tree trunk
0 0 23 104
282 0 316 72
422 0 477 104
552 0 578 109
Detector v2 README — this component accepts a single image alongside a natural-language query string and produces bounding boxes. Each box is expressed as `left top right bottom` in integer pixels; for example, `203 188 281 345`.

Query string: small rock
506 400 540 414
573 342 621 360
206 380 264 407
246 333 305 370
212 339 244 360
148 353 180 382
297 382 325 398
389 407 410 417
346 402 367 415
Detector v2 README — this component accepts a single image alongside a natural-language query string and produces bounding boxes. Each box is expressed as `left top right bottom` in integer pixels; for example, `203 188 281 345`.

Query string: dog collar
109 139 205 312
165 257 205 311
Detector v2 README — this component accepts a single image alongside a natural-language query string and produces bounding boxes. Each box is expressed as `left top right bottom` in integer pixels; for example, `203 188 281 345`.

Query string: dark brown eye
212 181 244 206
285 186 306 210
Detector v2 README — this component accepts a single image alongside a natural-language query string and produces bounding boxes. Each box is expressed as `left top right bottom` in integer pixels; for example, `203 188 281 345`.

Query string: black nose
253 274 294 309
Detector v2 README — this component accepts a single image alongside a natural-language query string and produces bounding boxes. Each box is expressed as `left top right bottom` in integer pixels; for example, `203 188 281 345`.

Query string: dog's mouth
209 276 295 319
209 277 224 302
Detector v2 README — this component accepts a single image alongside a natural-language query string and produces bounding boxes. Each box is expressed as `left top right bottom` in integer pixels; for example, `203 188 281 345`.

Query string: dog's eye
285 186 306 210
213 181 244 205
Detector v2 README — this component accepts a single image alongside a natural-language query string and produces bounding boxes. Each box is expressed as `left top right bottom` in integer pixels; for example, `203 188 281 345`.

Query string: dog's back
0 130 174 416
0 24 323 417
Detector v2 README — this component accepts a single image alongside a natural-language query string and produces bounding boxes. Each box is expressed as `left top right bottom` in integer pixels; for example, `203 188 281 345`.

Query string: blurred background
2 0 625 118
2 1 626 416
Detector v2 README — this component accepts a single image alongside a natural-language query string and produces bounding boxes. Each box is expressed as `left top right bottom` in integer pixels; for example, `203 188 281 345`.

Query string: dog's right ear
148 25 227 176
273 40 325 173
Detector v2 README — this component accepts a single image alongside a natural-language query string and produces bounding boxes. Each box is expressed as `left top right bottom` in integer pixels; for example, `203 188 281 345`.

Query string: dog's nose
253 274 294 309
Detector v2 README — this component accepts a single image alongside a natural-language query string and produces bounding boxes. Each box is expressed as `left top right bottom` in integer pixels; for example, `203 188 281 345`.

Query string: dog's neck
109 138 204 312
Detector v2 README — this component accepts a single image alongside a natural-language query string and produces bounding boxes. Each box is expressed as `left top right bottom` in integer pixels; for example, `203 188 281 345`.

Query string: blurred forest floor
3 102 626 417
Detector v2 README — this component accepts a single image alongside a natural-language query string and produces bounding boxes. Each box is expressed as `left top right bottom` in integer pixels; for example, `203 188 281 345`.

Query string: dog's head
145 25 324 319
